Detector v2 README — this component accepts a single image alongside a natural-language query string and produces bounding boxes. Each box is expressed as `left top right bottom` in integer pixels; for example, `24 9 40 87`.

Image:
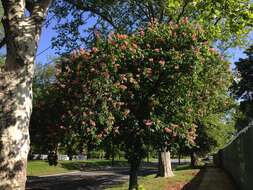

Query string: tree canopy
51 0 253 53
232 45 253 130
51 19 234 189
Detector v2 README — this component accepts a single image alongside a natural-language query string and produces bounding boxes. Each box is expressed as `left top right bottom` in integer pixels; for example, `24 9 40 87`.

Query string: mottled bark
158 149 174 177
0 68 33 189
0 1 51 189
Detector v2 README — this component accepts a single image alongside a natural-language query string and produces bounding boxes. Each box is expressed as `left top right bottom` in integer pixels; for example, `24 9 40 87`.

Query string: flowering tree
55 49 116 155
56 19 232 189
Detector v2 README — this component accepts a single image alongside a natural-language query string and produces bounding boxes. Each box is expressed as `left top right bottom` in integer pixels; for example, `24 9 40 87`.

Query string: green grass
106 165 201 190
27 161 72 176
27 159 129 176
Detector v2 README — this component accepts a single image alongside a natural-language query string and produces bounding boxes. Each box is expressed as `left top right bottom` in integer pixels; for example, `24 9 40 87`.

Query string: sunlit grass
106 165 201 190
27 159 129 176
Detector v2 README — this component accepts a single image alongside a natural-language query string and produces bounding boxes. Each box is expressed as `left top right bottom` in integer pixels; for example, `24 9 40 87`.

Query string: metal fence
214 122 253 190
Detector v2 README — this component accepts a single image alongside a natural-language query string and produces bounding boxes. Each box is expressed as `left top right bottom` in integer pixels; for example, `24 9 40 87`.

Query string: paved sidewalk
198 167 236 190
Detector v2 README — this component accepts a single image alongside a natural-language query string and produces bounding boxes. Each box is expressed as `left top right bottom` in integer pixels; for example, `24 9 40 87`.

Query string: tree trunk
158 149 174 177
128 161 140 190
111 144 115 166
0 69 33 189
178 152 181 165
86 143 92 159
190 151 198 168
68 154 73 161
0 1 52 189
147 150 150 163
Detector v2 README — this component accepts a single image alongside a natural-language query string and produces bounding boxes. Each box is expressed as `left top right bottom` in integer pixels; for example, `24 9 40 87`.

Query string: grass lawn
27 159 129 176
106 165 202 190
27 160 71 176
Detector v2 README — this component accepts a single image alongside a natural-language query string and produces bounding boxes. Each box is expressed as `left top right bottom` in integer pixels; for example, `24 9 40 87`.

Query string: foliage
194 113 236 156
232 45 253 129
232 45 253 101
55 55 116 150
30 63 64 153
55 19 233 189
51 0 253 52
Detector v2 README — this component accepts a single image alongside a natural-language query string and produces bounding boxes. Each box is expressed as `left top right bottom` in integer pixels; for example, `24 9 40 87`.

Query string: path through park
197 167 236 190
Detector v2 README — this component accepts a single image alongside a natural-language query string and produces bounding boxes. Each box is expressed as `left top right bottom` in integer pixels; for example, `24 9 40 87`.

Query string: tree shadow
60 160 129 171
175 164 204 171
181 167 205 190
26 173 127 190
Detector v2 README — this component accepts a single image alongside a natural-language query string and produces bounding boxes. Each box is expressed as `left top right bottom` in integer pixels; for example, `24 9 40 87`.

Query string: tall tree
56 20 232 189
0 1 52 189
30 63 62 155
232 45 253 130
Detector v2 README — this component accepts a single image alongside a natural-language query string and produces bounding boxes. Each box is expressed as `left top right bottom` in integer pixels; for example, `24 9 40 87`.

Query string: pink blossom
192 34 197 41
119 84 127 90
92 47 99 52
164 127 172 134
159 60 165 67
140 30 145 36
154 48 160 52
181 17 189 24
89 120 96 127
143 119 153 127
148 58 154 62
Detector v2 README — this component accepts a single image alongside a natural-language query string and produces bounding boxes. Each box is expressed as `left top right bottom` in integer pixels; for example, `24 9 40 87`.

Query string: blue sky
36 16 251 66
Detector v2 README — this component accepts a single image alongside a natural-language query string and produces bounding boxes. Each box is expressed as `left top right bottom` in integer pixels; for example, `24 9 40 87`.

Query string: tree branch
1 0 26 19
0 37 6 49
30 0 52 19
176 0 189 23
214 17 222 25
36 0 53 11
147 2 155 22
25 0 34 13
65 0 118 30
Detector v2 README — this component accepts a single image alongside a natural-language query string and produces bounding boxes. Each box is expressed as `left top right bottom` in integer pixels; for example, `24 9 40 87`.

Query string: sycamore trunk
0 0 51 189
0 65 34 189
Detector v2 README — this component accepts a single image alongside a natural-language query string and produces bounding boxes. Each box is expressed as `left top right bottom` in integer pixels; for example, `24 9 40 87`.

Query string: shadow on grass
60 160 129 171
175 164 204 171
181 167 205 190
26 161 157 190
27 173 129 190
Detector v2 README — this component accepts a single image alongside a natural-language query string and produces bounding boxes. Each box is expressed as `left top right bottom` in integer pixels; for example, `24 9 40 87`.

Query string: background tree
232 45 253 130
51 0 253 53
30 63 64 156
194 113 236 157
0 1 52 189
